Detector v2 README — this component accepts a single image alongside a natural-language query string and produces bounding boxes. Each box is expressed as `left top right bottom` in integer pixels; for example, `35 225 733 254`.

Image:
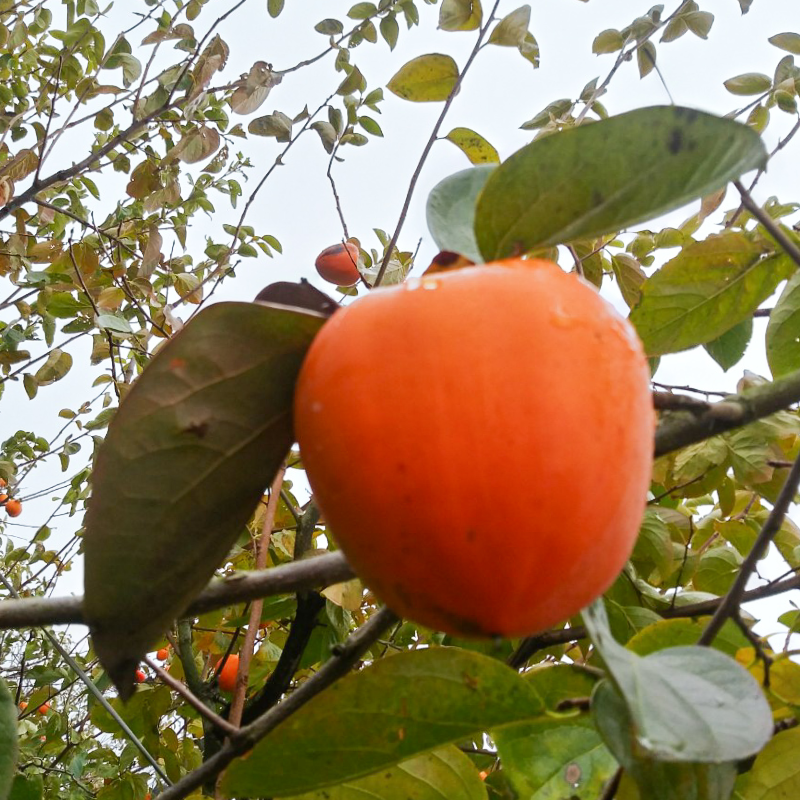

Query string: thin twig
698 451 800 646
374 0 503 287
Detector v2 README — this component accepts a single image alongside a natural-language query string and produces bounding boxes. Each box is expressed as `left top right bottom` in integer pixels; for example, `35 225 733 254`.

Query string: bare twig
374 0 503 287
0 551 354 629
698 451 800 646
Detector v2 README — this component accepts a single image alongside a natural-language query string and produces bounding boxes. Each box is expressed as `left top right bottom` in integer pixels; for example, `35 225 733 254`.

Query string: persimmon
5 498 21 517
0 494 7 504
216 654 239 692
135 669 146 683
37 703 50 714
18 701 27 711
294 259 654 638
314 242 360 286
156 647 169 661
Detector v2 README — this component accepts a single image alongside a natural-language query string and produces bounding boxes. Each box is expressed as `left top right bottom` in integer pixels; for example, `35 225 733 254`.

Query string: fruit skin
0 494 7 504
217 654 239 692
294 260 654 638
314 242 360 286
4 498 21 517
18 701 27 711
135 669 146 683
156 648 169 661
37 703 50 714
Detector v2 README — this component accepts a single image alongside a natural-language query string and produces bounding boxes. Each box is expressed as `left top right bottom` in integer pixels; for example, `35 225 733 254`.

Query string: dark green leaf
474 106 767 260
0 678 17 799
380 14 399 49
315 19 344 35
8 774 43 800
268 0 284 18
767 268 800 378
248 111 293 140
284 747 486 800
387 54 459 102
83 302 327 697
629 234 793 356
704 318 753 371
426 165 496 262
220 648 544 797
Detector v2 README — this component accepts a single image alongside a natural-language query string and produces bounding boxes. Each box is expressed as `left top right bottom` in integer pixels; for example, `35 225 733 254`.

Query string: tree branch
0 551 354 630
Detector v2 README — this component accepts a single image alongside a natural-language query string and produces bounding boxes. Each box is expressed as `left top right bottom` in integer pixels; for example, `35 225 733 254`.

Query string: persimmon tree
1 1 800 799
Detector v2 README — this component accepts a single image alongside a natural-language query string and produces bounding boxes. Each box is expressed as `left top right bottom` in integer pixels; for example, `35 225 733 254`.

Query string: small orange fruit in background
18 701 27 711
37 703 50 714
314 242 360 286
479 771 489 781
156 647 169 660
294 259 654 638
5 498 22 517
217 654 239 692
135 669 146 683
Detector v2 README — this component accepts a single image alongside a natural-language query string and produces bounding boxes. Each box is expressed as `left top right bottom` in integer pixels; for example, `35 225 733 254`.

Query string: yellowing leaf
439 0 482 32
444 127 499 164
488 5 530 47
388 54 459 102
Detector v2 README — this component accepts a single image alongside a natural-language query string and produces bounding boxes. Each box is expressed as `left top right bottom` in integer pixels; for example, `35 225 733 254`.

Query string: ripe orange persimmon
156 647 169 661
37 703 50 714
135 669 146 683
18 701 27 711
294 260 654 638
5 498 21 517
314 242 360 286
216 654 239 692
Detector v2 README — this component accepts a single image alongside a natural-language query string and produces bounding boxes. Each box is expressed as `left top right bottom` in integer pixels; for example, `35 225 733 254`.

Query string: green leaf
488 5 530 46
33 348 73 385
348 3 377 20
439 0 482 32
387 54 459 102
268 0 284 18
248 111 293 140
83 302 327 697
380 14 399 49
444 127 500 164
735 726 800 799
284 747 486 800
315 19 344 35
704 318 753 371
592 29 624 54
768 32 800 55
582 601 772 762
8 774 43 800
337 67 365 96
23 373 38 400
694 547 743 595
637 41 657 78
723 73 772 95
766 270 800 378
593 680 738 800
474 106 767 260
220 648 544 797
426 165 496 262
611 254 646 308
629 234 793 356
0 678 17 799
626 618 750 659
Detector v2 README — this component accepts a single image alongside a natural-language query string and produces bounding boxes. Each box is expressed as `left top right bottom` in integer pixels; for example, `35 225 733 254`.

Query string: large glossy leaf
0 678 17 799
426 165 495 261
220 648 544 797
493 665 615 799
285 747 487 800
766 270 800 378
84 301 327 696
583 602 772 762
474 106 767 259
629 233 793 356
593 681 738 800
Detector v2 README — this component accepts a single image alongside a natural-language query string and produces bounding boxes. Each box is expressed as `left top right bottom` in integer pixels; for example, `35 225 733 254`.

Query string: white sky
2 0 799 647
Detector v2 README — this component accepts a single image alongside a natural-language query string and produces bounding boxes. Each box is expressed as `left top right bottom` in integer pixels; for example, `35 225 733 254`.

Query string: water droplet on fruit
550 303 575 328
421 278 440 290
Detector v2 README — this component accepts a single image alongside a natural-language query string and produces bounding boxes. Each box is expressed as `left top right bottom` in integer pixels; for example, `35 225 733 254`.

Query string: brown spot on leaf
668 128 683 154
564 762 582 784
169 358 186 370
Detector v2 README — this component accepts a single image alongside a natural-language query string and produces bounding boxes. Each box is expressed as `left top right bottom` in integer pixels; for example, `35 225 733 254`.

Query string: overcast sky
3 1 799 642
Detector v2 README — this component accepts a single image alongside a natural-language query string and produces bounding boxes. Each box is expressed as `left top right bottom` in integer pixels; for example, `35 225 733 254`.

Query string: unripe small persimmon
135 669 146 683
216 654 239 692
294 259 654 638
156 647 169 661
314 242 360 286
5 498 22 517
